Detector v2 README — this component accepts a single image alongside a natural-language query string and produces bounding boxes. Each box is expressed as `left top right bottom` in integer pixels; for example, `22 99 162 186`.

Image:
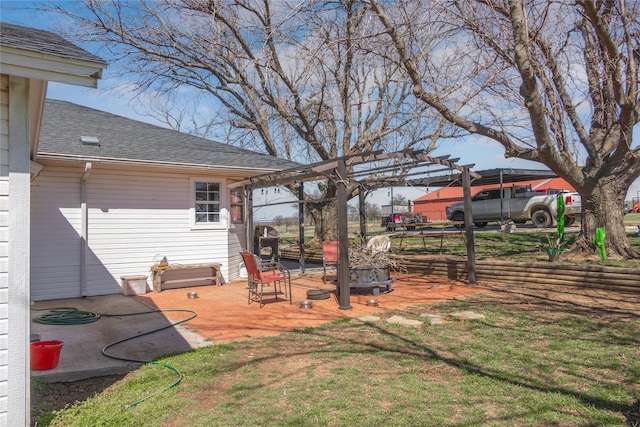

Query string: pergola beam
230 149 478 191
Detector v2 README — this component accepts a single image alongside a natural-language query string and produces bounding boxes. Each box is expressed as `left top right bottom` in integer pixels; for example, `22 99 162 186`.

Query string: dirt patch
31 373 128 423
30 281 640 425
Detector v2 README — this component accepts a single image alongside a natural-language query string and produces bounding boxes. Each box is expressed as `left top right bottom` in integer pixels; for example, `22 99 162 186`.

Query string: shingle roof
0 22 106 65
37 99 302 172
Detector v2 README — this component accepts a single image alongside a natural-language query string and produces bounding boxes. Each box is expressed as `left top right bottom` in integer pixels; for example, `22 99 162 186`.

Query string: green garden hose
101 309 197 407
33 307 101 325
32 307 197 408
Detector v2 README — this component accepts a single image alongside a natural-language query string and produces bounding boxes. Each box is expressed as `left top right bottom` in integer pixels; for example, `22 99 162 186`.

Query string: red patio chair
240 251 292 308
322 241 339 284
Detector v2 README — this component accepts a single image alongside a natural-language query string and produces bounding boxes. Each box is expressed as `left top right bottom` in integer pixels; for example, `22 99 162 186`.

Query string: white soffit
0 47 105 88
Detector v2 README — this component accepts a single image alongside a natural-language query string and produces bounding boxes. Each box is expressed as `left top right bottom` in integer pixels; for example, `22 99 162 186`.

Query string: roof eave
35 152 288 174
0 47 106 88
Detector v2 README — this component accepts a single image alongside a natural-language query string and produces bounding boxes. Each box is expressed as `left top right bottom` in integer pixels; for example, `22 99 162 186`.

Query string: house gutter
80 162 91 297
35 152 293 174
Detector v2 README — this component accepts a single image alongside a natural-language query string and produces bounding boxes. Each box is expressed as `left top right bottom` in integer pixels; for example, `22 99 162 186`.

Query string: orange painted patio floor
134 272 486 345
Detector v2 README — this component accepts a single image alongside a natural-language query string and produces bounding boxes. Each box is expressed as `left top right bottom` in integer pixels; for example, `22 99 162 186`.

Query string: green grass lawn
279 214 640 268
393 232 640 269
36 286 640 426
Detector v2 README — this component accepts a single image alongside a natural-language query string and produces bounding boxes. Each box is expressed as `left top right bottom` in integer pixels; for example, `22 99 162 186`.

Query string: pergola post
358 190 367 245
462 166 477 285
245 186 253 253
298 182 305 274
336 159 352 310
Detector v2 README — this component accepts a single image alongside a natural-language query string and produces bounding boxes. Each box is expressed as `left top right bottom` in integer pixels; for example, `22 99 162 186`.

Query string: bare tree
392 193 407 206
369 0 640 258
49 0 453 242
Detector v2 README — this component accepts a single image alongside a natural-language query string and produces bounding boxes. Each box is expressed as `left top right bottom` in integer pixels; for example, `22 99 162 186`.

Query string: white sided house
32 99 299 301
1 23 107 426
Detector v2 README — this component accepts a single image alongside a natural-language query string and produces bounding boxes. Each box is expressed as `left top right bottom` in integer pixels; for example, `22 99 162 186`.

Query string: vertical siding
0 74 9 426
31 165 237 300
228 226 246 281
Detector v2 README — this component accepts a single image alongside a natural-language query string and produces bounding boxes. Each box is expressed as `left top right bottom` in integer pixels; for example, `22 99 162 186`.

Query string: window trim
229 187 245 224
190 177 228 230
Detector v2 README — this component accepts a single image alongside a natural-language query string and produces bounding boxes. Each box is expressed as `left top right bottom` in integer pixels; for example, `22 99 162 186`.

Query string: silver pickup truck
445 185 581 228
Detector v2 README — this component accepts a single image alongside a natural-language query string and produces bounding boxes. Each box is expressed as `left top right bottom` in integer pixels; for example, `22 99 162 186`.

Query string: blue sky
2 1 639 217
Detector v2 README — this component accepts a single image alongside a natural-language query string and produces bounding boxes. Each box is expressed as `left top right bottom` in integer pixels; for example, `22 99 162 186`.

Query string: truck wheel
532 209 552 228
564 216 576 226
452 212 465 229
474 222 488 228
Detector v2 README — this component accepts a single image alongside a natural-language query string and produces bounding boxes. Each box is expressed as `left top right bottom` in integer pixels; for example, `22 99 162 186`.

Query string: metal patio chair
322 240 339 284
240 251 292 308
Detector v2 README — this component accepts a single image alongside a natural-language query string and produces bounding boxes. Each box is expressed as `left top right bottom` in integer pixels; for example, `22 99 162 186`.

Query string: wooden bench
391 223 466 253
150 262 222 293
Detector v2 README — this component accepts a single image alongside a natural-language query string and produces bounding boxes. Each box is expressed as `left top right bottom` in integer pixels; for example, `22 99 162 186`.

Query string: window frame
229 187 245 224
190 178 228 230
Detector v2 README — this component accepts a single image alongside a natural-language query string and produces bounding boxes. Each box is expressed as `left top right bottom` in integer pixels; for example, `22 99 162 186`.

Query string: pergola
230 149 481 309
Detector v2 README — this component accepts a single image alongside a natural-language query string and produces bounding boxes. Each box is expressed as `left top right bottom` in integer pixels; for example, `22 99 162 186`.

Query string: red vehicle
633 203 640 213
381 212 423 231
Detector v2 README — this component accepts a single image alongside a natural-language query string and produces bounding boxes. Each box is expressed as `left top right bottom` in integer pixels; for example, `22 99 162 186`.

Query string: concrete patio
30 271 485 382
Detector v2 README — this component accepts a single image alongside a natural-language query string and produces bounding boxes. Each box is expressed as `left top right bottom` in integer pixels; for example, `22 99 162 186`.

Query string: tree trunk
577 182 638 259
308 199 339 243
306 181 361 244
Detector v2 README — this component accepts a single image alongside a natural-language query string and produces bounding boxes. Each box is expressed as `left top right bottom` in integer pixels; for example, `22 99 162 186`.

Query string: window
194 181 221 224
230 188 244 223
487 189 503 200
473 191 490 201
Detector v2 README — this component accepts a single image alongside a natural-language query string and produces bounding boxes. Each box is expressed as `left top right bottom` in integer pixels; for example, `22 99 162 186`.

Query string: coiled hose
33 307 197 408
33 307 101 325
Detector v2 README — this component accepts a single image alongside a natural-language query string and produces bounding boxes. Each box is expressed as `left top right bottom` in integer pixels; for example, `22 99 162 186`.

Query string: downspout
80 162 91 297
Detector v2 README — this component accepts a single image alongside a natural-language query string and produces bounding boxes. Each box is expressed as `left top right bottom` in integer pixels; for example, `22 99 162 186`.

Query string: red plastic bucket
30 340 64 370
